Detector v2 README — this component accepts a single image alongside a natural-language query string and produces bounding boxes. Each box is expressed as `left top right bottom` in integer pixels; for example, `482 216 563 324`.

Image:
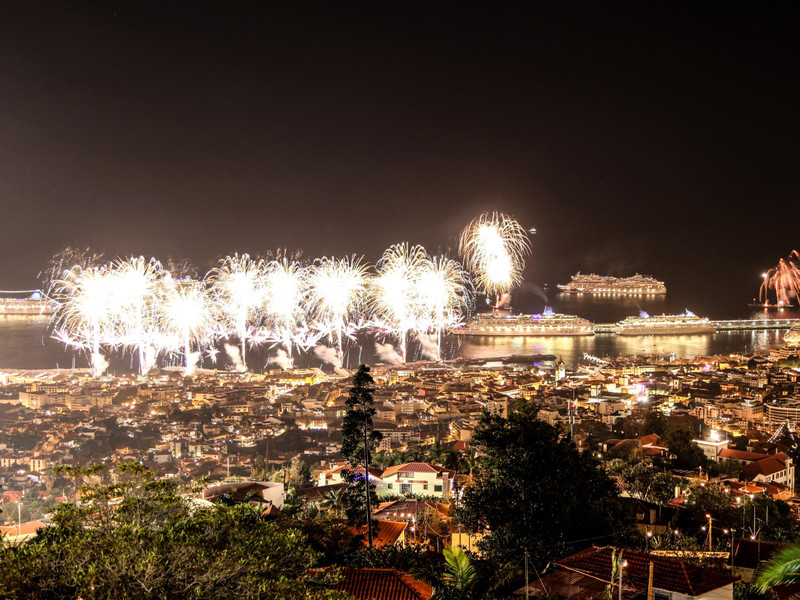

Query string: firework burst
50 263 118 376
113 256 164 373
159 276 214 375
207 254 267 367
416 254 473 356
458 211 530 307
307 255 370 360
372 243 429 362
761 250 800 306
261 257 312 362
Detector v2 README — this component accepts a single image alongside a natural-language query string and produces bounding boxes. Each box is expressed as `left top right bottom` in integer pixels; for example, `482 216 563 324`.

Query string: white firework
372 243 429 362
459 211 531 306
207 254 267 369
307 255 370 360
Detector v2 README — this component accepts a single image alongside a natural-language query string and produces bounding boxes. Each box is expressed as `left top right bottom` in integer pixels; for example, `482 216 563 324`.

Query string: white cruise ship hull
615 325 717 336
453 329 594 337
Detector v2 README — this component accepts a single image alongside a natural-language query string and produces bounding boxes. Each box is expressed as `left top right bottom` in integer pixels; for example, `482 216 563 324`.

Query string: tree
663 426 707 470
0 469 345 599
682 484 739 533
288 456 312 487
620 461 678 505
318 488 350 518
341 365 383 543
644 410 668 437
756 545 800 593
457 399 634 567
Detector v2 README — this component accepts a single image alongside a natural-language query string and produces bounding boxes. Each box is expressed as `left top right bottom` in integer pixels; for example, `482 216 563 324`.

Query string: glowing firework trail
307 256 370 360
458 211 531 307
761 250 800 306
113 256 163 374
50 264 117 377
416 255 472 357
372 243 429 363
208 254 267 369
261 257 311 363
159 277 214 375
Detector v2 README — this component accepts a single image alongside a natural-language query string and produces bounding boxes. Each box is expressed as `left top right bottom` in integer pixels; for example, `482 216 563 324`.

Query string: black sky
1 3 798 302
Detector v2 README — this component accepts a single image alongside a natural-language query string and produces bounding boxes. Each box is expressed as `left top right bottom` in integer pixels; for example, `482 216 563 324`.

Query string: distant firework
50 263 118 377
261 257 312 362
44 213 494 373
458 211 531 307
372 243 429 362
761 250 800 306
159 277 214 375
307 255 370 360
207 254 267 366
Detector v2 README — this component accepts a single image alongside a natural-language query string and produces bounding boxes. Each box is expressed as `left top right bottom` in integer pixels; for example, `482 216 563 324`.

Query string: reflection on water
457 329 788 366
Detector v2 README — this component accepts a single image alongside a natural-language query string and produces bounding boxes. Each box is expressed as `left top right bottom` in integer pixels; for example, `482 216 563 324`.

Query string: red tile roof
556 547 737 596
742 454 789 479
381 462 454 478
352 519 408 547
327 567 432 600
718 449 771 462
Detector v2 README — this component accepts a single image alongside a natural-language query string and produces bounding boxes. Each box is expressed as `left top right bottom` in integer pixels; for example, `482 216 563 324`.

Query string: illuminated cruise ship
0 291 56 316
785 323 800 347
615 310 716 336
557 272 666 295
453 306 595 337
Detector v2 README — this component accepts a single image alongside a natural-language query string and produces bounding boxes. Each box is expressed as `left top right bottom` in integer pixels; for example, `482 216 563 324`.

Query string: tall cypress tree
341 365 383 545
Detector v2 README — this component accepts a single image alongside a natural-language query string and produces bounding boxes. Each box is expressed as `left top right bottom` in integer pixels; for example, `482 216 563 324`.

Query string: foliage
341 365 382 465
663 425 707 470
682 484 739 531
755 544 800 593
457 399 635 567
289 456 313 487
341 365 382 527
619 461 678 505
342 543 435 571
0 469 345 599
644 410 668 437
735 582 777 600
714 458 742 478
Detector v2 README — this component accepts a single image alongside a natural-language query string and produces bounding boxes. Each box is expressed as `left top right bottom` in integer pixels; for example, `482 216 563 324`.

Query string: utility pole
569 388 576 441
524 549 529 600
706 514 713 551
18 502 22 537
647 562 654 600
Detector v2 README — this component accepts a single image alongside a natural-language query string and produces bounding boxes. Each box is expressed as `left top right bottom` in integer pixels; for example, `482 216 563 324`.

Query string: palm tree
372 452 393 470
318 488 350 518
755 545 800 592
413 546 478 600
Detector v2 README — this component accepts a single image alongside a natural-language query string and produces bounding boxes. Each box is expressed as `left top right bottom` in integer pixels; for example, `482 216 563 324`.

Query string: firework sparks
307 255 370 360
416 254 473 356
159 277 214 375
207 254 267 368
261 257 311 362
372 243 428 362
113 256 163 374
761 250 800 306
50 263 118 377
458 211 531 307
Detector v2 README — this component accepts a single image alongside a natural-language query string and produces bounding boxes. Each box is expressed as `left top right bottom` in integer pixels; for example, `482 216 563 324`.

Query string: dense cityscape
3 4 800 600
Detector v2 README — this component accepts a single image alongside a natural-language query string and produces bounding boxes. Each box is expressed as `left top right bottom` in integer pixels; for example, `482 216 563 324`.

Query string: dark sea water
1 293 797 373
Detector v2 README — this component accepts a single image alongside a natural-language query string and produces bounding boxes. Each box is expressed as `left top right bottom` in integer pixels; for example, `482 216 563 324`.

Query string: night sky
1 4 798 304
